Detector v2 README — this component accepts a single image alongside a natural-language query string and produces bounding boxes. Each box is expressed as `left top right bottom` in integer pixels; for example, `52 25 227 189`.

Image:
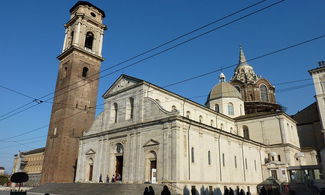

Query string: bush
0 175 9 186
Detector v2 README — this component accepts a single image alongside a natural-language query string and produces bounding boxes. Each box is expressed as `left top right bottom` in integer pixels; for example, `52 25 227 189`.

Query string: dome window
260 84 269 102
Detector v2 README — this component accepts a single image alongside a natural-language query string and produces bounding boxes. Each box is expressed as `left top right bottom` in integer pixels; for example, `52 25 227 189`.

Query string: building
0 167 4 175
39 1 320 194
74 57 318 194
12 148 45 186
41 1 107 183
293 61 325 174
229 48 280 114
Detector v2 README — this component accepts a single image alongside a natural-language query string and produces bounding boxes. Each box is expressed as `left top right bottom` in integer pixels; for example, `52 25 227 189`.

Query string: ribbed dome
207 82 242 101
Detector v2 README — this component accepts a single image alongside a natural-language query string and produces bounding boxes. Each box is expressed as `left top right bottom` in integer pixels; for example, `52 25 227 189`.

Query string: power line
0 0 282 121
1 31 324 141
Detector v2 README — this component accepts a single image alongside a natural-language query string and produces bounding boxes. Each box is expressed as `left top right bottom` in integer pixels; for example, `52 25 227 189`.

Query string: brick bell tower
41 1 106 183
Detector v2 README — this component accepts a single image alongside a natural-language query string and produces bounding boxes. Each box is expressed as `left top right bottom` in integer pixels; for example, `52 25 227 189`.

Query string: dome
207 82 242 101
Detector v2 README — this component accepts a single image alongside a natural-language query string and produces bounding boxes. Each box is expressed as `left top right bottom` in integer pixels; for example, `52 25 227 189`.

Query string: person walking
161 185 171 195
224 187 230 195
106 175 109 183
143 187 149 195
149 186 155 195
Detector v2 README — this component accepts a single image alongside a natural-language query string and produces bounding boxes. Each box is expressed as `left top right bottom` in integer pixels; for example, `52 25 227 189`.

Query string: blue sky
0 0 324 172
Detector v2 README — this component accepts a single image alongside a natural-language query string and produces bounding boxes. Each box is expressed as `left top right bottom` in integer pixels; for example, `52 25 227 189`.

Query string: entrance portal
150 160 157 183
145 151 157 183
115 156 123 181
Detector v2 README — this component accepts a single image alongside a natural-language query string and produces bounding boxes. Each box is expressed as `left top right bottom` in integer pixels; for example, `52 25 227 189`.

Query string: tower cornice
65 14 107 30
58 45 104 62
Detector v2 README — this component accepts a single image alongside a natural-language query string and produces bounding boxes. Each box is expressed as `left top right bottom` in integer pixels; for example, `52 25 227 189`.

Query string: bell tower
41 1 106 183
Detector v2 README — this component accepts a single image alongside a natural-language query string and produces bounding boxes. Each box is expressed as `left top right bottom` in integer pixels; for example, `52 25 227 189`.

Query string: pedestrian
111 175 115 183
149 186 155 195
106 175 109 183
239 189 245 195
161 185 171 195
117 173 122 181
229 187 234 195
260 186 267 195
224 187 229 195
99 174 103 183
143 187 149 195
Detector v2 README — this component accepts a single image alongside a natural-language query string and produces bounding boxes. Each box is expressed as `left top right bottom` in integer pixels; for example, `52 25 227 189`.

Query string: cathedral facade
42 1 320 194
75 58 318 194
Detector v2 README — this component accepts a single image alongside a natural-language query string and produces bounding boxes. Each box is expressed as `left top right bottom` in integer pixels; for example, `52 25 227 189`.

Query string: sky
0 0 324 173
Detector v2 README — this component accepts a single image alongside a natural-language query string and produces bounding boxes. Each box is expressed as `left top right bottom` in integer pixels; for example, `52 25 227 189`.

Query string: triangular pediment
143 139 160 147
86 149 96 155
102 74 143 98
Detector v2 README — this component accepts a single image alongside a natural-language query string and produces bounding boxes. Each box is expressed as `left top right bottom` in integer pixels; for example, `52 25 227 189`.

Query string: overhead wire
0 0 284 121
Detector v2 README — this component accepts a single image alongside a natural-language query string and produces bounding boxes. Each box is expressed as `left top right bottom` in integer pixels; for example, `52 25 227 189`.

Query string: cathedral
40 1 320 194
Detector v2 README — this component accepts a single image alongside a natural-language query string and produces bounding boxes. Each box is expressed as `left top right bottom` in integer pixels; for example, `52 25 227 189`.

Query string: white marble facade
75 74 317 194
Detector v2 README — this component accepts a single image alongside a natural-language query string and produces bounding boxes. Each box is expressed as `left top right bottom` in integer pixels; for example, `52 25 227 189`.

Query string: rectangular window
254 160 257 171
234 156 237 168
278 154 281 161
222 153 225 167
245 158 248 170
191 147 195 163
208 151 211 165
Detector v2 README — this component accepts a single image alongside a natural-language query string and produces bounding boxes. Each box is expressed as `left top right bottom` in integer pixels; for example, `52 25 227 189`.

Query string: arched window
129 97 134 120
243 125 249 139
260 85 269 102
116 143 124 154
191 147 195 163
172 105 177 111
85 32 94 50
215 104 219 113
230 127 233 133
199 115 203 123
208 151 211 165
82 67 88 77
63 67 67 78
220 123 224 130
228 102 234 115
186 111 190 118
113 103 118 123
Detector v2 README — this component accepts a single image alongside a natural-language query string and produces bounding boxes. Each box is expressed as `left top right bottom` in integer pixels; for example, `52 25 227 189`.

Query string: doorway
115 156 123 181
145 151 157 183
150 160 157 183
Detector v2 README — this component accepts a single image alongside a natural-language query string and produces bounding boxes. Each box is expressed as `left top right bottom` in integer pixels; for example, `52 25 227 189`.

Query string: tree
0 175 9 186
10 172 29 192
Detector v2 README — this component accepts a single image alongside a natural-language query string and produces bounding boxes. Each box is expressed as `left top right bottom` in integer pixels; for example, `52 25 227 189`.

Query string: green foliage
0 175 9 186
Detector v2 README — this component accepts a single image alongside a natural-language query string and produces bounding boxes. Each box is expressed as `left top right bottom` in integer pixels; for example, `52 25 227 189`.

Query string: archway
145 151 157 183
115 143 124 181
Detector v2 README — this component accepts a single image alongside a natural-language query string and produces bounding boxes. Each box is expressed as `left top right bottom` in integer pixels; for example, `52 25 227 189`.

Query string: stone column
98 32 104 56
74 22 81 46
62 28 68 52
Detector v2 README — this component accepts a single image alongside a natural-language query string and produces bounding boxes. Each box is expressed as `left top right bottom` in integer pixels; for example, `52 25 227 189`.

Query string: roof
292 102 319 125
207 82 242 101
70 1 106 18
21 147 45 155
